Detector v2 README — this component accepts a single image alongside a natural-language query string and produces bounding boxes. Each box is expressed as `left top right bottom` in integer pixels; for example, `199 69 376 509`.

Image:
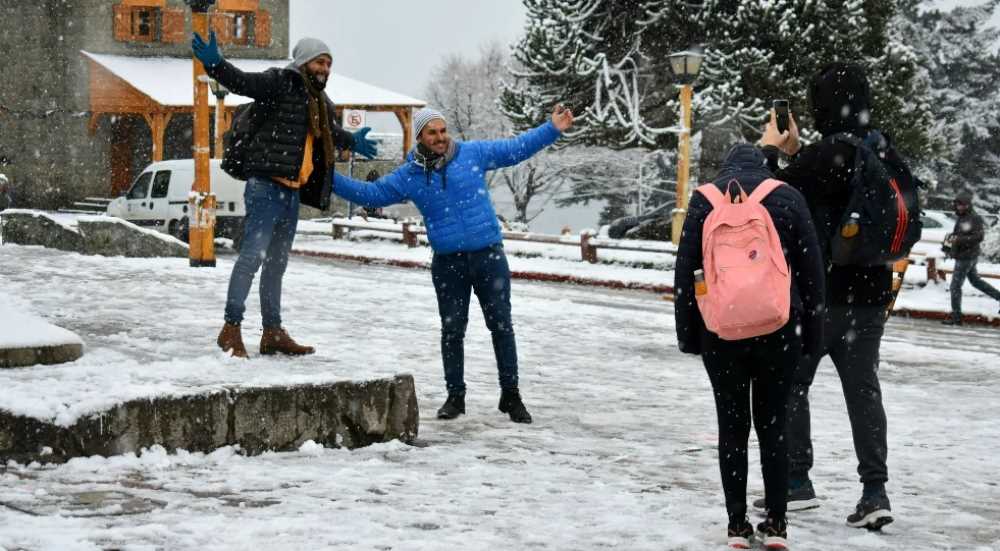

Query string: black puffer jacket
675 144 826 356
206 60 354 210
763 62 903 307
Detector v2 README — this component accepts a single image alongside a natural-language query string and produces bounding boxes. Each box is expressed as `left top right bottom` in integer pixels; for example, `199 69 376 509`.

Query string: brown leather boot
260 327 315 356
217 322 248 359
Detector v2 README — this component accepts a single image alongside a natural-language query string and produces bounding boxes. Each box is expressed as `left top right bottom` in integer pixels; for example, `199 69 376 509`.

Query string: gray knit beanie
413 108 446 138
287 38 332 69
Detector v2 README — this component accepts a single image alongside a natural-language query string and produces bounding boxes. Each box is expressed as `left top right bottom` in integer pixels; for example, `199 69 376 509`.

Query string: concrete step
0 374 419 464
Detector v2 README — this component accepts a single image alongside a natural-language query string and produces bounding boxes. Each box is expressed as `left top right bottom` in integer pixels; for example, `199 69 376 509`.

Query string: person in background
942 191 1000 324
329 105 574 424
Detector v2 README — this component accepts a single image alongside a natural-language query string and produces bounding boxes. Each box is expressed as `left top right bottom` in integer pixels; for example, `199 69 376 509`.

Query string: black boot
498 388 532 424
436 393 465 420
941 315 963 326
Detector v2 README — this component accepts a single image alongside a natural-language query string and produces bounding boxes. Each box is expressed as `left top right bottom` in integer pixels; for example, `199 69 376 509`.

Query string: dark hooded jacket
762 62 904 307
949 193 987 260
675 144 826 356
206 60 354 210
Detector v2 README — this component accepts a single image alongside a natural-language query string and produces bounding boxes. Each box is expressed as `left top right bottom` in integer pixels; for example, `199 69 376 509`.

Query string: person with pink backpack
675 144 825 549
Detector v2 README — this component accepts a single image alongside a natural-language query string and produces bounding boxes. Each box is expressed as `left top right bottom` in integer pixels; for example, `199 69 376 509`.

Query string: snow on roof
81 51 426 108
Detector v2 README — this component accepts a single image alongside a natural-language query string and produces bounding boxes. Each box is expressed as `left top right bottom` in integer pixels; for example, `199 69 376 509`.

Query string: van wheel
170 217 190 243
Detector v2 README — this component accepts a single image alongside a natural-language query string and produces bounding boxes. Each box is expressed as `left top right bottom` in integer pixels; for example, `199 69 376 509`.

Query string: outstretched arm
331 170 408 208
193 31 282 101
481 104 573 170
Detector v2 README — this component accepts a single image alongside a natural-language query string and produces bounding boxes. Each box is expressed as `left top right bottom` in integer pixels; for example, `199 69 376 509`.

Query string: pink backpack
694 179 791 341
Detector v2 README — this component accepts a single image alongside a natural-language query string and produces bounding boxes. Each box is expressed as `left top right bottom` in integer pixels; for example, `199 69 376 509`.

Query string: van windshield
127 172 152 199
151 171 171 199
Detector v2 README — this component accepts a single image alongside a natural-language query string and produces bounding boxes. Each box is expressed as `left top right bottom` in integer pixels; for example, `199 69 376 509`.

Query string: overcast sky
289 0 528 101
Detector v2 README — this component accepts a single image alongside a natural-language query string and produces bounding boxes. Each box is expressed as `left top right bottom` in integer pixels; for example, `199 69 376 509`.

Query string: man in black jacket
757 63 902 530
191 32 378 358
675 144 825 547
943 191 1000 324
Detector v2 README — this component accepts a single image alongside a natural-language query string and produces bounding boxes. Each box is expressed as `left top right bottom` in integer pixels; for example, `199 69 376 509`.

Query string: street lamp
186 0 216 267
208 78 229 159
668 48 704 246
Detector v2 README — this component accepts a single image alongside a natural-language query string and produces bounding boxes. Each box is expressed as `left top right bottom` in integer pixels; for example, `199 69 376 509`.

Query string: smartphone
773 99 790 134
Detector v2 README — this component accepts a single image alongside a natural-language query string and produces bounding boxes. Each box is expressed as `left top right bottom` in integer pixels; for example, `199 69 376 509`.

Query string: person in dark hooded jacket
675 144 825 548
758 62 907 530
942 191 1000 324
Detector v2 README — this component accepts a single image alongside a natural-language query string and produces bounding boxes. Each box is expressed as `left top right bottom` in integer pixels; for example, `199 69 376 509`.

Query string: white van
106 159 245 241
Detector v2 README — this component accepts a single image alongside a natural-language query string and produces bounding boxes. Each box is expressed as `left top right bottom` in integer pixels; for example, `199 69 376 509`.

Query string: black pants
787 305 888 485
701 318 801 523
950 258 1000 317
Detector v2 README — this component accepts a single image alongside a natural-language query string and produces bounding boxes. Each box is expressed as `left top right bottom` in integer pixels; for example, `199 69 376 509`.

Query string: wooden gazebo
83 51 425 192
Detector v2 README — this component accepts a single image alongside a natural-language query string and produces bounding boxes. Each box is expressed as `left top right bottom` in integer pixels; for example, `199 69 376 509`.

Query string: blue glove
351 127 378 159
192 31 223 69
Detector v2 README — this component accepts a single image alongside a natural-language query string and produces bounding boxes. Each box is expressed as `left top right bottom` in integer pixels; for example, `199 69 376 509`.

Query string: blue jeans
431 243 518 394
224 177 299 327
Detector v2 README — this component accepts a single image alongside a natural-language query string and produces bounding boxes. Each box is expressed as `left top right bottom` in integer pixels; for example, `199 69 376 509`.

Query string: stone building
0 0 422 209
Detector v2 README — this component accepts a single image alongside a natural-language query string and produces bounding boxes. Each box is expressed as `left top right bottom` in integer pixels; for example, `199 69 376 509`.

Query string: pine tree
898 0 1000 213
503 0 936 160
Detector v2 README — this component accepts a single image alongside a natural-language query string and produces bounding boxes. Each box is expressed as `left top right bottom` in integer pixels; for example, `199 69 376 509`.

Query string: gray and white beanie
287 38 332 69
413 108 446 138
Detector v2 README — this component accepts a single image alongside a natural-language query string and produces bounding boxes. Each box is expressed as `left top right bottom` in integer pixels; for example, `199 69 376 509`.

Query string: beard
306 72 327 91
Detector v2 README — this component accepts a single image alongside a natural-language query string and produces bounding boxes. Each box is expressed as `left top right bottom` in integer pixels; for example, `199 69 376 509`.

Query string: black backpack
221 101 270 180
825 132 922 266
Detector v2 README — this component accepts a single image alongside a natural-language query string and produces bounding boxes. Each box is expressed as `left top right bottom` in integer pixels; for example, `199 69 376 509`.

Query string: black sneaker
941 317 963 326
755 517 789 550
498 388 532 424
752 479 819 511
726 518 754 549
436 393 465 420
846 491 893 530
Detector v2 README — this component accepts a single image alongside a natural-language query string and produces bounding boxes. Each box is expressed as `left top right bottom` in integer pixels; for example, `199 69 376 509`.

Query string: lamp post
668 49 704 246
208 79 229 159
186 0 216 267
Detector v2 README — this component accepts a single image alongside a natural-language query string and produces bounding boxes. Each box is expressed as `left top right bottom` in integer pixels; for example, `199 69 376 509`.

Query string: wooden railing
311 217 999 280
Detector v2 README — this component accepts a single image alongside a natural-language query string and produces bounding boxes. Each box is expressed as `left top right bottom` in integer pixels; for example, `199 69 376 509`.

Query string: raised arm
480 104 572 170
331 169 408 208
193 31 283 101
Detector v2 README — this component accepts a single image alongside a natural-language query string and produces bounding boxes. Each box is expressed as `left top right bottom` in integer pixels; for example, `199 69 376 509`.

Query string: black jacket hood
809 62 873 137
713 143 773 186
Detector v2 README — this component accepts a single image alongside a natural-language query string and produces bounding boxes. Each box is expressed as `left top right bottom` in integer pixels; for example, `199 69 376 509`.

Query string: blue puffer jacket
332 122 561 254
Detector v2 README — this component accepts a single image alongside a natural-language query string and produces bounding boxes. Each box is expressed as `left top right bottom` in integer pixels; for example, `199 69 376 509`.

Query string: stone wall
0 375 419 464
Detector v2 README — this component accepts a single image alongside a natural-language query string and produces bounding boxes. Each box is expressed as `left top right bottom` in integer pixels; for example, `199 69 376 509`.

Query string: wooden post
671 84 693 246
402 222 418 248
214 93 227 159
927 257 945 283
581 231 598 264
144 112 172 162
332 222 345 240
189 6 216 267
395 107 414 159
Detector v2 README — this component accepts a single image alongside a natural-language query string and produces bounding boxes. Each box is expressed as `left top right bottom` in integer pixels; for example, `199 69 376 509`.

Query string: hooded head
808 62 873 137
288 38 332 90
954 190 974 215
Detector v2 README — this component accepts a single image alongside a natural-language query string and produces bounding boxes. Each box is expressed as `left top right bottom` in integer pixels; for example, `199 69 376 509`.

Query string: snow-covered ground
1 243 999 550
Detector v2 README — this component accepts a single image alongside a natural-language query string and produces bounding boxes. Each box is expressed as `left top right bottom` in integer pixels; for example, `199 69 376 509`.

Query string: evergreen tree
503 0 936 160
898 0 1000 213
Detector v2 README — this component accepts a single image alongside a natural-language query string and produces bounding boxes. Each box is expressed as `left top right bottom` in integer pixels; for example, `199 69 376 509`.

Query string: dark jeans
950 258 1000 317
431 243 518 394
224 177 300 327
701 318 801 523
787 305 888 486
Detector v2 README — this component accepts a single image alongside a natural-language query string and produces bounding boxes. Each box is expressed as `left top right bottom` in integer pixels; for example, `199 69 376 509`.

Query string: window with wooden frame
211 7 271 48
113 1 185 44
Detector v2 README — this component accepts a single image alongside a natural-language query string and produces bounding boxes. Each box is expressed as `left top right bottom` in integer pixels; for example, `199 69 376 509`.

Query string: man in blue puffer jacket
332 105 574 423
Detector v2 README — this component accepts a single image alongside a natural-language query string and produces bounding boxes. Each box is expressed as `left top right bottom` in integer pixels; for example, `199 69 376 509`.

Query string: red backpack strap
696 183 727 210
747 178 785 204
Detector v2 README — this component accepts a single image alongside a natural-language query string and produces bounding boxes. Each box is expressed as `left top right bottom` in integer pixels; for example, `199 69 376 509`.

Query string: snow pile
0 297 83 349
